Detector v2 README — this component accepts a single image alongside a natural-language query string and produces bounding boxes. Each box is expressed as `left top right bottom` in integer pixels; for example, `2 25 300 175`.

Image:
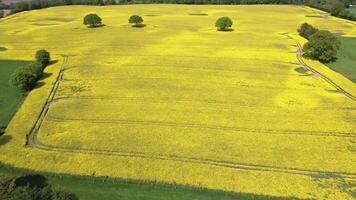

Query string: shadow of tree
0 135 12 146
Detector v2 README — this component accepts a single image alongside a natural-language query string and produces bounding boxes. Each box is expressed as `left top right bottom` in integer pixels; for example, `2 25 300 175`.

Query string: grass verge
0 163 297 200
0 60 34 125
326 37 356 83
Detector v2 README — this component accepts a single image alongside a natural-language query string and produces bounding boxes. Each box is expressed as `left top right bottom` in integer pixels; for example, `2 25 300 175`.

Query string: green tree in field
83 13 102 28
129 15 144 27
303 30 341 63
36 49 50 68
298 23 318 39
9 63 43 92
215 17 233 31
0 174 78 200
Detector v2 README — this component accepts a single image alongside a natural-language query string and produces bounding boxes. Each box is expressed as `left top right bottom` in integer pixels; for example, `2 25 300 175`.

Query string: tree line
1 0 355 21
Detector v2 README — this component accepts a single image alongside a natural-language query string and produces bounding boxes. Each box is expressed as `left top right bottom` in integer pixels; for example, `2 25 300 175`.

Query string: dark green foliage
83 13 102 28
298 23 318 39
0 174 78 200
36 49 50 68
0 125 5 136
129 15 144 27
9 65 39 92
105 0 117 5
215 17 233 31
303 30 341 63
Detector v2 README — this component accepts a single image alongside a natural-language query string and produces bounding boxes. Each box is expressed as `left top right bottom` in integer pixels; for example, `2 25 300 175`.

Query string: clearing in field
0 5 355 200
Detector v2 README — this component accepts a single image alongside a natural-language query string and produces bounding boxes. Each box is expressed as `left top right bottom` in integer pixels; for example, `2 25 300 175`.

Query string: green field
0 164 293 200
327 37 356 83
0 60 33 125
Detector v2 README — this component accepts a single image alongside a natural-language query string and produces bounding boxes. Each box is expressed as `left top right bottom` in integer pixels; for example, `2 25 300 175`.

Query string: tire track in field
49 96 355 111
26 43 356 180
45 116 355 138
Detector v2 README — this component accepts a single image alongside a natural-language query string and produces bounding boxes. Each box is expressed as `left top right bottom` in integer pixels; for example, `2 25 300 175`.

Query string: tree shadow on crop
132 24 146 28
0 135 12 146
48 59 59 65
217 28 234 32
88 24 106 28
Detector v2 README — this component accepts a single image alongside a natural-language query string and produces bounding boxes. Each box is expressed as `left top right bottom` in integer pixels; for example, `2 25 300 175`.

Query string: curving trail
26 41 356 180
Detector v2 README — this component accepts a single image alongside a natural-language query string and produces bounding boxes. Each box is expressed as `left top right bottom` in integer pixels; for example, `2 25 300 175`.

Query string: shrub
36 49 50 68
303 30 341 63
298 23 318 39
215 17 233 31
0 174 78 200
129 15 144 27
83 13 102 28
9 63 43 92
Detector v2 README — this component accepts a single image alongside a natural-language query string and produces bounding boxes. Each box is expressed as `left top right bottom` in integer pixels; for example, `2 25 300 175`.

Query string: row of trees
9 50 50 92
83 13 145 27
1 0 355 21
84 13 234 30
299 23 340 63
0 174 78 200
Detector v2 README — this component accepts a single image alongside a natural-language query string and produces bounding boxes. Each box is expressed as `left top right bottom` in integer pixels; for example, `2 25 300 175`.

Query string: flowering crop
0 5 355 199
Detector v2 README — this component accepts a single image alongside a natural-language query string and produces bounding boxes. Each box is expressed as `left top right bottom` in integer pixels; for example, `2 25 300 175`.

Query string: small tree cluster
298 23 318 39
10 50 51 92
0 174 78 200
83 13 102 28
303 30 340 63
215 17 233 31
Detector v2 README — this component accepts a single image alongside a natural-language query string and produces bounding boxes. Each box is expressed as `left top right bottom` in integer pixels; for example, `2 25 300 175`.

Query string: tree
303 30 341 63
129 15 144 27
36 49 50 68
10 66 38 92
0 10 4 18
330 3 346 16
83 13 102 28
0 174 78 200
215 17 233 31
298 23 318 39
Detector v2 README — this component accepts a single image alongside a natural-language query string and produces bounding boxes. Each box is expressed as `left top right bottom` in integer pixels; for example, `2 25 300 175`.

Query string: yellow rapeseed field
0 5 355 199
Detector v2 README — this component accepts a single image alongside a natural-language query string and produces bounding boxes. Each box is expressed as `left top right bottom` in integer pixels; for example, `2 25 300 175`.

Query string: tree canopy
129 15 144 27
0 174 78 200
36 49 50 68
83 13 102 28
298 23 318 39
302 30 341 63
215 17 233 31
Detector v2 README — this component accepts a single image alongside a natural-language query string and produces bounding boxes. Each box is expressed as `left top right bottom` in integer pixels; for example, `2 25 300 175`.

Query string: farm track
26 38 356 180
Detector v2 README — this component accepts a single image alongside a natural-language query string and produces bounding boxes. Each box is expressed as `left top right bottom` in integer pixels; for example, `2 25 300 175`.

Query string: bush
9 63 43 92
83 13 102 28
129 15 144 27
36 49 50 68
215 17 233 31
303 30 341 63
298 23 318 39
0 174 78 200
